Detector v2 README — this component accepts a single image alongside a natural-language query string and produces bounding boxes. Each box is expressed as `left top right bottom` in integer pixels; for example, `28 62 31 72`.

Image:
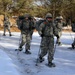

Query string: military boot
72 43 74 49
37 56 44 63
58 42 62 46
18 46 23 51
48 62 56 67
3 34 6 36
25 49 31 54
9 34 12 36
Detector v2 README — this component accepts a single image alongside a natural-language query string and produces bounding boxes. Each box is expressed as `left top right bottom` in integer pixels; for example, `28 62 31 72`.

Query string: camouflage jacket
20 20 35 34
71 23 75 32
38 20 58 37
55 21 63 32
4 20 10 27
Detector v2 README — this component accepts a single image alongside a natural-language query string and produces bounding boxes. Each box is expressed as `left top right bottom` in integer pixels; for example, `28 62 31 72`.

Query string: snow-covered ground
0 31 75 75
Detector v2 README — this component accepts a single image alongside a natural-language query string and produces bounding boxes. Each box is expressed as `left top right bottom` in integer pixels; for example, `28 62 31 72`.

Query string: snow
0 31 75 75
0 50 20 75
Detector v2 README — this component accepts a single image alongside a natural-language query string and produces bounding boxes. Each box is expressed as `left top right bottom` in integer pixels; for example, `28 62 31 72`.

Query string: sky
0 31 75 75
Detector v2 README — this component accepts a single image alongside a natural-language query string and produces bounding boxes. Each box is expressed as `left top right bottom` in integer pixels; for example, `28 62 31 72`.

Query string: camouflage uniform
71 22 75 49
18 14 35 54
38 13 58 67
28 17 35 40
55 16 63 45
3 17 12 36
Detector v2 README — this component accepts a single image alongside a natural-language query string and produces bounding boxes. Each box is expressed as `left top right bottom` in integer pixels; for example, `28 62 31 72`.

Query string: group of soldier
2 13 75 67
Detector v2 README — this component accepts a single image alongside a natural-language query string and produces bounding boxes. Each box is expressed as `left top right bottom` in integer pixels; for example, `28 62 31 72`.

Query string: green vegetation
0 0 75 21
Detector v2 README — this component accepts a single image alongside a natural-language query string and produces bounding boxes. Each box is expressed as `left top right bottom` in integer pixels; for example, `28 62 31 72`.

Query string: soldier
28 16 35 40
37 13 59 67
17 14 35 54
3 16 12 36
55 16 63 45
71 21 75 49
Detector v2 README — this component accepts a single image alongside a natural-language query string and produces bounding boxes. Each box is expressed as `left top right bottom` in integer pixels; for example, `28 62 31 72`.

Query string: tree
0 0 12 15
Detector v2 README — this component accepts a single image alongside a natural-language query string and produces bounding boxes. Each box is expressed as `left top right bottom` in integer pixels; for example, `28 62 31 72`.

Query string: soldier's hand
40 34 44 37
56 35 59 38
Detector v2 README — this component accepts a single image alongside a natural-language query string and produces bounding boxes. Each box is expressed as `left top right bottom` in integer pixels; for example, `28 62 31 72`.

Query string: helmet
24 13 30 18
59 16 63 19
56 16 63 20
4 16 9 21
45 13 52 18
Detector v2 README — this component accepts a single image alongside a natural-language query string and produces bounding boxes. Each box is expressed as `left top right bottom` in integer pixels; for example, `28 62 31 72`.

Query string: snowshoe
35 57 44 66
47 62 56 67
25 50 31 54
15 48 23 51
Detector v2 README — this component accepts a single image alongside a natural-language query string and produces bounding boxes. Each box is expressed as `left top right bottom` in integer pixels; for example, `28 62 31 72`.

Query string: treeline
0 0 75 22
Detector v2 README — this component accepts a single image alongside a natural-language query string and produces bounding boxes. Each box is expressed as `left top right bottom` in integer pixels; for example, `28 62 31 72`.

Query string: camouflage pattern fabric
55 21 63 44
38 20 57 63
19 17 35 50
20 33 31 50
3 19 11 35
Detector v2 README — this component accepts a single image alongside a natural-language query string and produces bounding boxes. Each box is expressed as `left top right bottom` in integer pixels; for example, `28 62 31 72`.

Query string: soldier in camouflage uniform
3 16 12 36
38 13 58 67
71 21 75 49
28 16 35 40
55 16 63 45
18 14 35 54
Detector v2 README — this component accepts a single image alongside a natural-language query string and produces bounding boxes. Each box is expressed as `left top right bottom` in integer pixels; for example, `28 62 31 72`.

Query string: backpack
71 23 75 32
16 16 25 30
36 19 46 31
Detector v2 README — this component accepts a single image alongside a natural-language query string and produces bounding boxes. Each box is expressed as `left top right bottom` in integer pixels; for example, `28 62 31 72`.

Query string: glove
56 35 59 38
40 34 44 37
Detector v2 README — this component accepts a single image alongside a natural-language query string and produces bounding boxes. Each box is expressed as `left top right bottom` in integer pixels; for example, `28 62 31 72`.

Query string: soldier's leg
19 34 26 51
25 34 31 54
38 37 48 62
72 37 75 49
7 27 12 36
56 31 62 45
30 30 33 40
48 37 55 67
3 27 6 36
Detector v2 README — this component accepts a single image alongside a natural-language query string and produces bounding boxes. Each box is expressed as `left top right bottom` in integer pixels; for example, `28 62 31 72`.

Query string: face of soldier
47 17 52 22
24 17 29 21
25 17 28 20
58 19 63 22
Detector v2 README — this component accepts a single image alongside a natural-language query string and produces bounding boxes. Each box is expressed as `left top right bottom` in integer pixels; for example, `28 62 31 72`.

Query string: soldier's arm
31 21 36 30
53 23 59 37
38 23 45 36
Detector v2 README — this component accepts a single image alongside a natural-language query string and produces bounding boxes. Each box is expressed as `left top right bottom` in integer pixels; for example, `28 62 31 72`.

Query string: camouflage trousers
19 33 31 50
30 30 34 40
3 27 11 35
39 36 54 63
56 31 62 43
73 37 75 45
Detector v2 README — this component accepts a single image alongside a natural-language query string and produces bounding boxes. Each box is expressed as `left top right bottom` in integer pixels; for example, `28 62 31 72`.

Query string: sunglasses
47 17 52 19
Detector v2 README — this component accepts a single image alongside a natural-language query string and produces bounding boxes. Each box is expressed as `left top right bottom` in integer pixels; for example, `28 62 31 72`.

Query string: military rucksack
36 19 46 31
16 16 25 30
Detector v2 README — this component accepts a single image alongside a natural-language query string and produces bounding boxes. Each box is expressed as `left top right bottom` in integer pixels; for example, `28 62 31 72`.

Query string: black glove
56 35 59 38
40 34 44 37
